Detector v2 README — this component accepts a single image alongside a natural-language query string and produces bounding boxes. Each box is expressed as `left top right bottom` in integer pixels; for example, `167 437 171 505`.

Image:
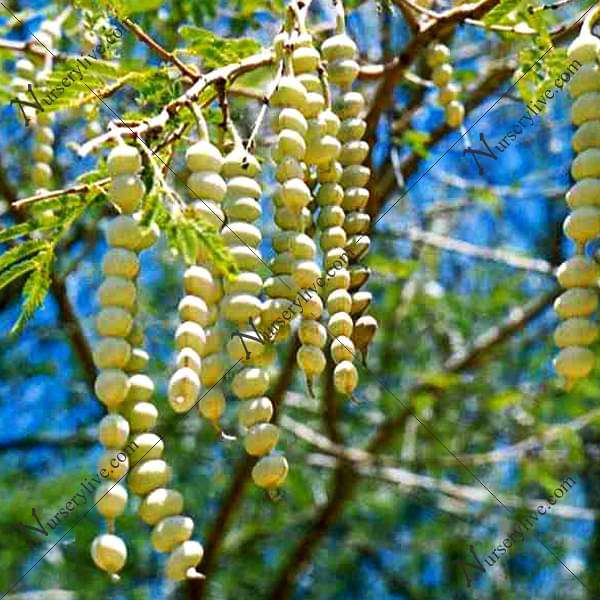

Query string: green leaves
483 0 523 26
178 25 261 68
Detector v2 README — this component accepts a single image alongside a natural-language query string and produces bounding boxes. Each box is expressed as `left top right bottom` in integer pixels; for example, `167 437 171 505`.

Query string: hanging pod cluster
92 143 204 581
426 42 465 129
554 21 600 386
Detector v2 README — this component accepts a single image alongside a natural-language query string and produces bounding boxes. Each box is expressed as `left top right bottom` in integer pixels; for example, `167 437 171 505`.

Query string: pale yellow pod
244 422 280 456
127 373 154 402
176 347 201 373
129 459 171 495
271 76 308 110
152 516 194 553
95 369 130 409
125 348 149 372
432 64 453 87
328 59 360 87
168 367 200 413
351 290 372 316
297 344 326 376
344 212 371 235
102 248 139 279
338 118 366 143
93 337 131 370
336 92 365 119
329 311 354 337
138 488 184 526
334 360 359 394
130 432 164 465
324 270 351 296
165 541 204 581
277 108 308 136
276 156 305 183
346 235 370 260
226 176 262 200
572 93 600 126
426 43 450 67
91 534 127 574
238 397 273 429
275 206 305 231
553 346 595 379
573 121 600 153
232 367 270 399
331 336 355 363
445 101 465 128
324 248 349 270
198 386 226 422
556 256 598 288
567 32 600 64
349 265 370 292
303 294 324 320
200 354 226 387
438 83 460 106
291 233 317 260
303 92 326 119
563 207 600 242
110 174 145 214
128 323 144 346
571 149 600 180
229 245 264 271
223 294 262 323
322 33 357 61
175 321 206 356
342 187 369 211
264 275 298 301
272 231 295 253
270 251 294 274
320 226 347 251
201 326 223 357
129 401 158 431
223 272 263 296
554 288 598 319
317 160 343 183
554 318 598 347
98 414 130 449
97 276 137 311
186 140 223 173
178 295 210 326
98 450 129 481
222 145 261 178
352 314 378 352
224 196 262 222
32 143 53 164
568 64 600 99
293 260 322 288
327 289 352 315
133 217 160 251
566 179 600 208
276 129 307 161
227 332 265 361
95 482 128 519
317 182 344 207
305 136 341 167
340 141 369 166
187 171 227 202
108 144 141 176
299 320 327 348
222 222 262 248
252 343 277 368
32 162 52 188
252 454 289 488
281 178 312 211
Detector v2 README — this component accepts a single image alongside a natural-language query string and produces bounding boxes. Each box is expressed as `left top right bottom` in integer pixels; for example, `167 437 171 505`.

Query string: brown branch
121 17 198 79
12 178 110 209
390 0 421 33
190 336 300 600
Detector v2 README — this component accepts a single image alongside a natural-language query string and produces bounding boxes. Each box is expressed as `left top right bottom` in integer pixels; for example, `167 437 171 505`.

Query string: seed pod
91 534 127 575
32 163 52 187
438 83 460 106
102 248 139 279
553 346 595 379
329 311 354 337
556 256 598 288
186 140 223 172
317 182 344 206
229 245 264 270
303 294 324 319
572 121 600 153
564 207 600 242
198 387 226 422
175 322 206 356
232 367 270 399
572 93 600 125
554 288 598 318
426 43 450 67
152 516 194 553
108 144 141 176
327 289 352 315
571 149 600 180
336 92 365 119
95 483 128 519
95 369 130 409
554 318 598 347
187 171 227 202
271 76 308 110
299 320 327 347
130 432 164 465
568 64 600 99
334 360 358 395
238 397 274 429
139 488 184 525
432 64 453 87
351 290 372 316
98 414 130 449
331 336 355 363
199 353 226 386
167 367 200 413
291 233 317 260
98 276 137 311
129 459 171 496
32 144 53 163
165 540 204 581
297 344 326 376
93 337 132 370
244 423 280 456
322 33 357 61
98 450 129 481
252 454 289 488
184 266 222 303
445 101 465 128
352 315 378 355
127 373 154 402
224 196 262 221
567 32 600 63
128 402 158 431
566 179 600 208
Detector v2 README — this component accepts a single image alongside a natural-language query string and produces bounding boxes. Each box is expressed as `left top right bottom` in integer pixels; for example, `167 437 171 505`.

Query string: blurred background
0 0 598 598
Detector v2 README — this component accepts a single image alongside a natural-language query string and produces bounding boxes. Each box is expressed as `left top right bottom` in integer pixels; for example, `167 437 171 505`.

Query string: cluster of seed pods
553 26 600 386
425 42 465 129
92 143 204 581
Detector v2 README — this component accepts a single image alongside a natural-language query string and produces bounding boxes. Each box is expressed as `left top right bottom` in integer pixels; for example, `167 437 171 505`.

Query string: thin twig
12 178 111 209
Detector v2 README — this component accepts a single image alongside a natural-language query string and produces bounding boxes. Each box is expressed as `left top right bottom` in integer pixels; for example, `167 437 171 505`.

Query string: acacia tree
1 0 600 598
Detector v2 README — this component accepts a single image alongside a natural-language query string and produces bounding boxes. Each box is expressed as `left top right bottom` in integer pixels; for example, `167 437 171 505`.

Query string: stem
582 2 600 35
188 102 209 142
